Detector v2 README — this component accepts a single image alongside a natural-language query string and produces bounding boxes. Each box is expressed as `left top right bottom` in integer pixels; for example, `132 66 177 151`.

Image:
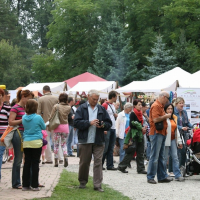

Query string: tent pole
63 82 68 91
75 92 77 103
115 81 123 111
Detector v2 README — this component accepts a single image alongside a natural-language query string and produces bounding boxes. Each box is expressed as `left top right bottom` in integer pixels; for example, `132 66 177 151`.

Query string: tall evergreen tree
173 30 200 73
144 35 177 79
88 15 138 86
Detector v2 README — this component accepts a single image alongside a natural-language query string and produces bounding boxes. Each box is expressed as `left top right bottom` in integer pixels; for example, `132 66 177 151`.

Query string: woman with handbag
49 93 71 167
118 99 147 173
164 103 184 182
0 89 11 182
174 97 193 176
9 89 34 189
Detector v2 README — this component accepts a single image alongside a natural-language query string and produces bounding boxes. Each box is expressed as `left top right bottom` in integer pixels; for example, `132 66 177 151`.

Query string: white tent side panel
23 82 65 96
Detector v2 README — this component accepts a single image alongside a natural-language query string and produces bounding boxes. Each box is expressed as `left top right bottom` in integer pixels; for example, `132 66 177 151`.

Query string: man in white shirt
102 91 118 170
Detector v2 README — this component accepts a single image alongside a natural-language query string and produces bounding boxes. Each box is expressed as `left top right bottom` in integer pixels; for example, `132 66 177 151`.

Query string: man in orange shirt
147 91 172 184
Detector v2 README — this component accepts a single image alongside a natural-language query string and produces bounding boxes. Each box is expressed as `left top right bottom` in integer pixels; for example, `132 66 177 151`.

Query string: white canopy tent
116 80 177 93
179 70 200 88
116 67 191 93
23 82 66 96
67 81 116 98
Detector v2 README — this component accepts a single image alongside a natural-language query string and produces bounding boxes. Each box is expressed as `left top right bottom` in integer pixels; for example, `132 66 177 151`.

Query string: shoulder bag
106 102 117 120
155 121 163 130
49 104 60 131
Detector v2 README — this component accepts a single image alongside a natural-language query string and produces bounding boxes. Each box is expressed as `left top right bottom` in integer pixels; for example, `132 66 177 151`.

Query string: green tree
126 0 173 67
31 49 63 82
144 35 177 79
88 15 138 86
0 40 31 89
0 0 19 41
172 30 200 73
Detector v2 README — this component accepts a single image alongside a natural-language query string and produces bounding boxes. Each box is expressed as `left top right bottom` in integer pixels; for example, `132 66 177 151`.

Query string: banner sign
177 88 200 125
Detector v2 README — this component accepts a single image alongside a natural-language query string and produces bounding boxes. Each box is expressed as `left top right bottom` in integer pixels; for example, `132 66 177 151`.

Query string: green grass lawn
35 170 130 200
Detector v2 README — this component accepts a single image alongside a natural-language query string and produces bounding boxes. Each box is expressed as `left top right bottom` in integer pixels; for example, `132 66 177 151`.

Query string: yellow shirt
23 139 43 148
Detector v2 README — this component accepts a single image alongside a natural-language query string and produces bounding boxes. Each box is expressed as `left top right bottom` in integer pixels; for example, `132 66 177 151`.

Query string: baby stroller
180 123 200 176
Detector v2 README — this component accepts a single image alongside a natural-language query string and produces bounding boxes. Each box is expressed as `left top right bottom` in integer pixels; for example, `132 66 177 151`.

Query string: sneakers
158 177 173 183
144 160 148 165
185 174 190 177
117 167 128 173
175 177 185 182
168 172 175 177
79 184 86 189
147 179 157 184
31 187 40 191
22 187 31 191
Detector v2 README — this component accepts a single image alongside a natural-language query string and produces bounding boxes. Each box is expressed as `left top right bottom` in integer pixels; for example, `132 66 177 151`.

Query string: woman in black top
118 99 147 173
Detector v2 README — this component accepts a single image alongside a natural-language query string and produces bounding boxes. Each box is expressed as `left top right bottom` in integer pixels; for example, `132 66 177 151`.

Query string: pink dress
42 130 48 150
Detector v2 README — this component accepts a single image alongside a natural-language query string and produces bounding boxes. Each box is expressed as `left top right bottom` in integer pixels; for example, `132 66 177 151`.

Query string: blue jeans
102 129 116 169
118 138 125 162
12 130 23 188
67 126 74 155
165 140 182 179
146 140 151 161
147 133 168 181
0 134 6 180
178 134 186 167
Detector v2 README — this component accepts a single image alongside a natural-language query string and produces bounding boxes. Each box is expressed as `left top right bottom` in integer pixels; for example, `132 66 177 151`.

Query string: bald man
147 91 173 184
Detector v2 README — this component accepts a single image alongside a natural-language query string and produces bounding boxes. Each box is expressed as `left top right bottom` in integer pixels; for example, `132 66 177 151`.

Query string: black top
129 112 142 129
74 102 112 145
68 106 75 127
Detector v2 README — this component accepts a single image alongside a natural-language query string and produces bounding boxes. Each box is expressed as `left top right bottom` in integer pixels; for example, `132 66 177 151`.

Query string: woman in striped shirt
9 90 34 189
0 89 11 182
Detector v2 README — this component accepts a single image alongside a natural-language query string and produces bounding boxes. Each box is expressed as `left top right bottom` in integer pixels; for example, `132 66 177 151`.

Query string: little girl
41 130 48 164
22 99 46 191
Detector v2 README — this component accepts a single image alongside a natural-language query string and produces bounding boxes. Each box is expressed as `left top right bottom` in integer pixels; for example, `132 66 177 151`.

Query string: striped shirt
10 104 25 131
0 103 11 134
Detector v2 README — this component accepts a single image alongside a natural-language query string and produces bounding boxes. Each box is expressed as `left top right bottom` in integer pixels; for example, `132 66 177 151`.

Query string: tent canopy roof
116 67 191 93
68 81 116 94
65 72 107 88
148 67 191 84
23 82 65 96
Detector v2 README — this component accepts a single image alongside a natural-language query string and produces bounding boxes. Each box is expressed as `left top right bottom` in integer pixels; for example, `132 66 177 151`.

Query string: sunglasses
164 95 170 100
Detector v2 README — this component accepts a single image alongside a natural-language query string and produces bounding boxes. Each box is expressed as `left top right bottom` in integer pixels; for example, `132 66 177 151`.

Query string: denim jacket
174 107 193 130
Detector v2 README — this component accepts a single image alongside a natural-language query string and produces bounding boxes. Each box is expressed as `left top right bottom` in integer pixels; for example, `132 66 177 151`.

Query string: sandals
38 184 45 187
13 185 22 189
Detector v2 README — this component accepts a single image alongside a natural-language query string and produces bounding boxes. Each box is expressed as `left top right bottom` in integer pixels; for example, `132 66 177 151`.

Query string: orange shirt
170 119 177 140
149 100 167 136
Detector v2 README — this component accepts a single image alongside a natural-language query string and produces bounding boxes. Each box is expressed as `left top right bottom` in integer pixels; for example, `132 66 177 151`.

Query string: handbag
0 126 19 148
155 121 163 130
125 138 136 154
42 139 48 146
49 104 60 131
125 142 136 154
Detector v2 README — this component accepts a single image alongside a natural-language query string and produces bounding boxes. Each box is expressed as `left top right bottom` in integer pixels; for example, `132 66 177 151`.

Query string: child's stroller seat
190 129 200 174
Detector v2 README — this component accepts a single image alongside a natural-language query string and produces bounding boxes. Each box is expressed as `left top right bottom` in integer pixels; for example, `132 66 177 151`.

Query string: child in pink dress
41 130 48 164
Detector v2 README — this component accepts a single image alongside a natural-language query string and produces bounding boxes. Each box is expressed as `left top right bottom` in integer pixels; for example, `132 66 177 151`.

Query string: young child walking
22 99 46 191
41 130 48 164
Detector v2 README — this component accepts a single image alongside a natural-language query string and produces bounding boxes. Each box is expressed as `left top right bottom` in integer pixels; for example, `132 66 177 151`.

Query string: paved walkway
1 155 200 200
0 156 79 200
66 157 200 200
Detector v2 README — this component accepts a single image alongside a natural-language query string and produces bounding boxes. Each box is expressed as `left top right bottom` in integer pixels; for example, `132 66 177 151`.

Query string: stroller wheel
180 165 186 177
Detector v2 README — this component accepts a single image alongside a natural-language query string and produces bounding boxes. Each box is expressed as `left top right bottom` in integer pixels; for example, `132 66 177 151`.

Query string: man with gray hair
74 89 112 192
147 91 172 184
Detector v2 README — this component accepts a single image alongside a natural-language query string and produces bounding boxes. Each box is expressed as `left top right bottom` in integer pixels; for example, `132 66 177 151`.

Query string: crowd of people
0 86 195 193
